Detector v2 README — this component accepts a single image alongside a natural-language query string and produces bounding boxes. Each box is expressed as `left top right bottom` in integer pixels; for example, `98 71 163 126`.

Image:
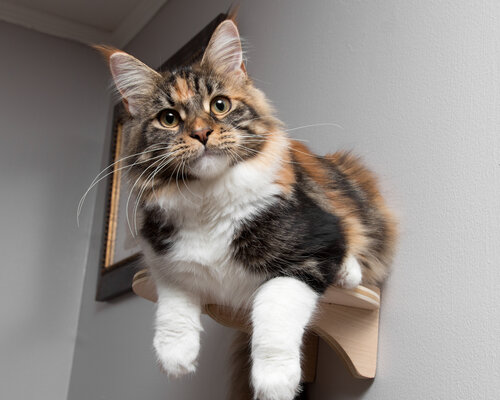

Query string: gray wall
69 1 500 399
67 2 236 400
0 21 111 400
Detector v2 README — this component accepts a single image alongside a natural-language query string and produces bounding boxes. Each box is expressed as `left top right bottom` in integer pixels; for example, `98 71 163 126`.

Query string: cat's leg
335 254 362 289
153 280 202 377
251 277 318 400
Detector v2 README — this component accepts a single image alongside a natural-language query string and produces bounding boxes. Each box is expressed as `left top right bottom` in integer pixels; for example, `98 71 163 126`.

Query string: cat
97 16 396 400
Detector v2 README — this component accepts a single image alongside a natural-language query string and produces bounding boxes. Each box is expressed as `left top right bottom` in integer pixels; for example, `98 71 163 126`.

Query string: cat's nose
190 127 213 145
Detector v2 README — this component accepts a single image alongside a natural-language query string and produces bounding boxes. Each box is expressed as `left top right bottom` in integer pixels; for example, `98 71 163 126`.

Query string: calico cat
98 16 396 400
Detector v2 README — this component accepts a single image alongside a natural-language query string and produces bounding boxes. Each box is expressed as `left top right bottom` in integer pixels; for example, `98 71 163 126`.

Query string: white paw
252 356 301 400
153 328 200 378
336 255 362 289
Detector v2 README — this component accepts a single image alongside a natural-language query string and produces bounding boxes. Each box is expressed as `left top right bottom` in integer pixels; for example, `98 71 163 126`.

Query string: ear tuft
93 44 121 61
201 20 245 76
94 46 160 116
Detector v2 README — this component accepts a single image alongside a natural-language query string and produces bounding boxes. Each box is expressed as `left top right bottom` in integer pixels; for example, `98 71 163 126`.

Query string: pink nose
190 127 213 145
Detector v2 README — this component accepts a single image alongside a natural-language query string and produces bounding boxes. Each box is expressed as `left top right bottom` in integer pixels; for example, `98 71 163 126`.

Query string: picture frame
96 13 227 301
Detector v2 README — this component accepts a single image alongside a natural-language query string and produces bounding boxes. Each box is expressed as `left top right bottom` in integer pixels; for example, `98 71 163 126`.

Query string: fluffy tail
227 330 253 400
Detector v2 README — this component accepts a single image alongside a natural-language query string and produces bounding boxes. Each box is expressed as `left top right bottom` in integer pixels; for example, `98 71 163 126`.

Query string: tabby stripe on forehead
165 90 175 107
166 74 177 85
193 75 200 92
153 97 163 109
164 75 177 104
205 80 214 95
186 71 196 88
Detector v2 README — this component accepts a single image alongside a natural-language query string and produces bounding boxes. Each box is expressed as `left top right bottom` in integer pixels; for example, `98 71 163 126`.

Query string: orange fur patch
290 141 330 189
192 117 208 131
174 77 194 102
273 147 295 195
244 132 287 175
290 141 368 257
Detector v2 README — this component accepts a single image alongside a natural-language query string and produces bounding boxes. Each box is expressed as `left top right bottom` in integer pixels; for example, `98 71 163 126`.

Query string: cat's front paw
153 328 200 378
252 356 301 400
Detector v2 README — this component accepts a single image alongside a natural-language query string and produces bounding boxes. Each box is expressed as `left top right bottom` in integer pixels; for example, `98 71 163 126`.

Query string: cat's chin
188 150 230 179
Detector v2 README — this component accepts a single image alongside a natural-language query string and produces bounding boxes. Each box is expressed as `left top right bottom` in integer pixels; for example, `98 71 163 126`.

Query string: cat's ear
201 20 246 77
95 46 160 116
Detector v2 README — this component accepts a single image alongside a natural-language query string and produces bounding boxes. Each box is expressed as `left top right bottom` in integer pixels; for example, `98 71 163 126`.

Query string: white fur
153 282 202 377
251 277 319 400
336 254 363 289
188 152 231 179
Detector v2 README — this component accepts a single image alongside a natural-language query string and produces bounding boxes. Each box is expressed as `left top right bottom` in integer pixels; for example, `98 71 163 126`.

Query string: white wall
69 1 500 399
0 21 111 400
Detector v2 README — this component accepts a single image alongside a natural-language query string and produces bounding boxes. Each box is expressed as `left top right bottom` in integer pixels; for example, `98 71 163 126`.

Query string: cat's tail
227 330 253 400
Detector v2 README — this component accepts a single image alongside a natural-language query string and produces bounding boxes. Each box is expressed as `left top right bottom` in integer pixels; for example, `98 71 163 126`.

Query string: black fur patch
140 207 176 254
232 186 346 294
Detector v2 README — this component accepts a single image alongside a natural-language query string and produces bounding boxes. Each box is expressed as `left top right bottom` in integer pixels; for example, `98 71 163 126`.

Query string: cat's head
99 19 282 185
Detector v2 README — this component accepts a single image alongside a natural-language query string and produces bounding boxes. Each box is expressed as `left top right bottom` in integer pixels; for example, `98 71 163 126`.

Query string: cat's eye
158 109 180 128
210 96 231 115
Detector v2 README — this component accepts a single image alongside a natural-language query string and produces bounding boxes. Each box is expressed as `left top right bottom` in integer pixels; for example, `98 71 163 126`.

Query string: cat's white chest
160 208 261 306
142 162 283 306
170 209 236 267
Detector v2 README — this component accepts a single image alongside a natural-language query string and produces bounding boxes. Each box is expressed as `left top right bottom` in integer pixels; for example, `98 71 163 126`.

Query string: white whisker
125 158 165 236
283 122 344 133
133 155 179 234
77 148 169 226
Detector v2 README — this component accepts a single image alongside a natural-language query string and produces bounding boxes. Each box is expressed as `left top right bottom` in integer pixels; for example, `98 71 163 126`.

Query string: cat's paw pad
153 330 200 378
252 357 301 400
336 255 362 289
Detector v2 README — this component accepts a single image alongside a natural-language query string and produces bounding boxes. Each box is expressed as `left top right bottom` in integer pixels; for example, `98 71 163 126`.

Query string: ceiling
0 0 168 47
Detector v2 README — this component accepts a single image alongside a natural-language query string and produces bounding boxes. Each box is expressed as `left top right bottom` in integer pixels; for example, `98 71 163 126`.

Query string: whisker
125 157 165 236
180 160 202 201
151 156 177 201
86 143 170 189
133 154 180 234
77 149 169 225
132 159 167 235
174 159 191 205
236 134 309 144
231 143 317 166
283 122 344 133
226 147 245 165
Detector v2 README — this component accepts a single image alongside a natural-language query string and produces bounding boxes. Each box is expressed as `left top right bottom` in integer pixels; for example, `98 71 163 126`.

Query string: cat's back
289 140 397 284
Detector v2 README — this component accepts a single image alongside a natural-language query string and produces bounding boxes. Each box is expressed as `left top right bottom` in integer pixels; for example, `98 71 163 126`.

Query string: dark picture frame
96 13 227 301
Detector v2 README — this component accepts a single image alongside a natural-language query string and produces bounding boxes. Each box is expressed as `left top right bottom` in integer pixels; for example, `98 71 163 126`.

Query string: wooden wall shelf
132 270 381 382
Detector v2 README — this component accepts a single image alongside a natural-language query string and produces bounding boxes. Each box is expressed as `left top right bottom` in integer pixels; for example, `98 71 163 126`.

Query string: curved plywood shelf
132 269 381 380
